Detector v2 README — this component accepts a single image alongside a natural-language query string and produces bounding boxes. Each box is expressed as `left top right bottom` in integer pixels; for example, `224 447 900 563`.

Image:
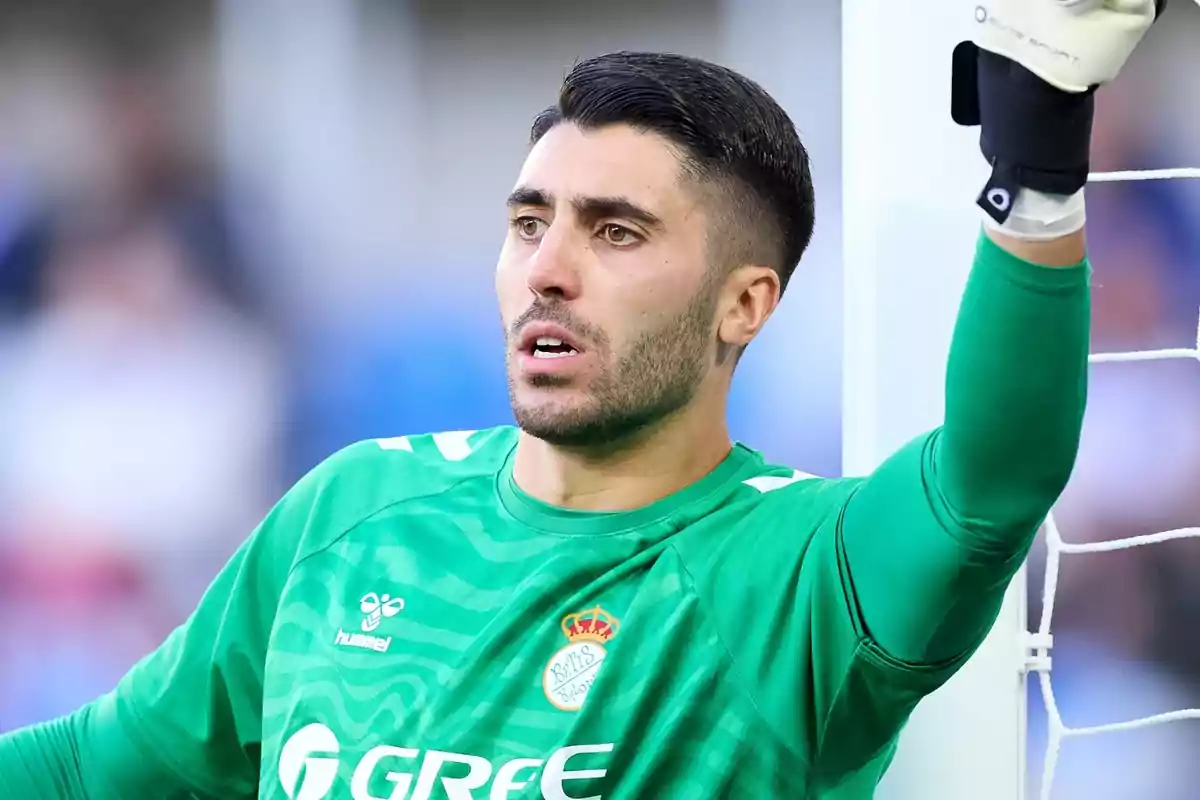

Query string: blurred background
0 1 1195 798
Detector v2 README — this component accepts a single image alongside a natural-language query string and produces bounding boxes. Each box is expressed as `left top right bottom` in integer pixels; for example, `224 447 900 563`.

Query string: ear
716 265 781 349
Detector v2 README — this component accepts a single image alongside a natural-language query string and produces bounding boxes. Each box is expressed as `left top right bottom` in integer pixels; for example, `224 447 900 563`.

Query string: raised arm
838 0 1165 665
841 225 1089 664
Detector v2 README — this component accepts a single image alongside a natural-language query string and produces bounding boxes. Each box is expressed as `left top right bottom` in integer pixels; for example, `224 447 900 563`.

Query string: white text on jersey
280 724 613 800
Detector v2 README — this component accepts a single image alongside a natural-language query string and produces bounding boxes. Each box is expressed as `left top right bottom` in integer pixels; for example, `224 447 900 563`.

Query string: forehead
515 123 697 216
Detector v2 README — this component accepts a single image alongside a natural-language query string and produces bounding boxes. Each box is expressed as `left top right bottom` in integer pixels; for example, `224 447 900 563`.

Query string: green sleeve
841 230 1089 664
0 452 344 799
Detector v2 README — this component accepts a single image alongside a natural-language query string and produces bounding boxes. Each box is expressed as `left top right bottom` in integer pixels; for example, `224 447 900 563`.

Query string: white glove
959 0 1172 239
973 0 1164 93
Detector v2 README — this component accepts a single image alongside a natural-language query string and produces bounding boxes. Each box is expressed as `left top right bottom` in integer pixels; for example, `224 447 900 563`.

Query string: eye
599 223 640 247
512 216 546 240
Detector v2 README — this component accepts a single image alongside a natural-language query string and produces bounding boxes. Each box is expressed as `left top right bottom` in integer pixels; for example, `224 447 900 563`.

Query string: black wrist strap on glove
951 43 1095 225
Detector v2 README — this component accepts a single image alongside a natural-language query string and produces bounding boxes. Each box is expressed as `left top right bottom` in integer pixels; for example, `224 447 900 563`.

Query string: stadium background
0 1 1197 797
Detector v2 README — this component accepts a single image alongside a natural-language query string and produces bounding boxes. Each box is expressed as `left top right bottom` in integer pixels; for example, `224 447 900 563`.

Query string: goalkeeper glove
951 0 1169 240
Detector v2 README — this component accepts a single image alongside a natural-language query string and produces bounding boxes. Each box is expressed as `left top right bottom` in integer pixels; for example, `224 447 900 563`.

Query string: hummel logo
334 591 404 654
360 592 404 632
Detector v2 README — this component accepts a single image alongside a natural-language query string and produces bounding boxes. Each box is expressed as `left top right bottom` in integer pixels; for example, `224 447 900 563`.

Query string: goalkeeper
0 2 1169 798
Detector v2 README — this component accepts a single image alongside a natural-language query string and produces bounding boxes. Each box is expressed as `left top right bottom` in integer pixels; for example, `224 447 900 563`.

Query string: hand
952 0 1171 231
972 0 1166 93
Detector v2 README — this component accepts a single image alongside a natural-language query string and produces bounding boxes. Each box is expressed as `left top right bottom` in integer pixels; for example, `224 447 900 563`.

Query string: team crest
542 605 619 711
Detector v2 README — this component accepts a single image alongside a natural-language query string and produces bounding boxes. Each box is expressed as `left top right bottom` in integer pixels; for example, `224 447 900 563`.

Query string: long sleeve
0 714 91 798
839 230 1089 664
0 699 198 799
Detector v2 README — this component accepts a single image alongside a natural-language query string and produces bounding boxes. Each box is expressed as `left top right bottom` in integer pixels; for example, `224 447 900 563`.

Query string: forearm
840 229 1088 663
936 228 1089 537
987 226 1085 269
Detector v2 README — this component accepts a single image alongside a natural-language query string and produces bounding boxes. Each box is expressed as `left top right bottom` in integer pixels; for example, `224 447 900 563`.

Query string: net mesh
1031 165 1200 799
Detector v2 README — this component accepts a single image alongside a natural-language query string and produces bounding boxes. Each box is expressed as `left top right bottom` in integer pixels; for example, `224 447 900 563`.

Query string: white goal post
840 3 1027 799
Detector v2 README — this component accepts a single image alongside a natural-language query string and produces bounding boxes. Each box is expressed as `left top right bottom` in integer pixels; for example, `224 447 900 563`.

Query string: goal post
840 2 1028 799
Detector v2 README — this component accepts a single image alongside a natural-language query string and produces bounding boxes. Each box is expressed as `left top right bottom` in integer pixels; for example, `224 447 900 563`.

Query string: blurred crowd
0 3 282 725
0 3 1197 799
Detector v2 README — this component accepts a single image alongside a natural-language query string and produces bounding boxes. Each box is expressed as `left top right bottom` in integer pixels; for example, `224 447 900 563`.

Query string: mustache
509 301 606 347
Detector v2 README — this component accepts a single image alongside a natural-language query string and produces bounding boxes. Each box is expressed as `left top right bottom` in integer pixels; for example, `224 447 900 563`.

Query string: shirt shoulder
668 447 865 622
672 446 862 555
739 459 861 513
667 451 872 763
276 426 518 563
338 425 517 491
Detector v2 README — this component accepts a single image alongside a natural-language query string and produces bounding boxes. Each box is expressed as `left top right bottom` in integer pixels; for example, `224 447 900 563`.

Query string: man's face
496 123 724 448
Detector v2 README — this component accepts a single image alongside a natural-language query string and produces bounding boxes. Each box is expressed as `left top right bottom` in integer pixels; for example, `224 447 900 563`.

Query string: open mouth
530 336 580 359
518 323 585 362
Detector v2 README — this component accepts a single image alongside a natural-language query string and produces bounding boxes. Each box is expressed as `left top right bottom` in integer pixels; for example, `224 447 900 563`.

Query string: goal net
1029 167 1200 800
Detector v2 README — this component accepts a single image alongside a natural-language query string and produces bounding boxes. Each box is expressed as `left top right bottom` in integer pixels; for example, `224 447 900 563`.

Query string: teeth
533 349 577 359
536 337 564 347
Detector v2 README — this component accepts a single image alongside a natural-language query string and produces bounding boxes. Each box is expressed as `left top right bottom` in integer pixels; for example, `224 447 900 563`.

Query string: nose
526 223 583 301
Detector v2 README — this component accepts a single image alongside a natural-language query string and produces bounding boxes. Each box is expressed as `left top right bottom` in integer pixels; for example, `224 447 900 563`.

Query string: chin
513 413 621 449
510 397 664 451
510 395 587 439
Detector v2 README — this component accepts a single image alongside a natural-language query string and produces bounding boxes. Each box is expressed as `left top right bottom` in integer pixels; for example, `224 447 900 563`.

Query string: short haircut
530 51 815 293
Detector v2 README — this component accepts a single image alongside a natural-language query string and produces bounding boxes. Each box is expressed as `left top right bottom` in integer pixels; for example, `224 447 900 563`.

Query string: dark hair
531 51 814 293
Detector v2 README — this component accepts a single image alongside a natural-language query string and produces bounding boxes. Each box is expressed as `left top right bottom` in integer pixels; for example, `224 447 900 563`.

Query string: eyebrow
506 186 664 230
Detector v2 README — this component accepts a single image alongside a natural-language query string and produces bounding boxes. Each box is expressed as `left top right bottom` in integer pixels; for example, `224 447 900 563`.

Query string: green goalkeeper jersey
0 233 1091 798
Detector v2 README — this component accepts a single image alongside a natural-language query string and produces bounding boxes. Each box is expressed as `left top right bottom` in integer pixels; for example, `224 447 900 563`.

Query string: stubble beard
508 281 720 450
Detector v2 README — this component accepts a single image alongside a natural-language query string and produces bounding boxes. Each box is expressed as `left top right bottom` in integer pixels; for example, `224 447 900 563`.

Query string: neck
512 396 733 512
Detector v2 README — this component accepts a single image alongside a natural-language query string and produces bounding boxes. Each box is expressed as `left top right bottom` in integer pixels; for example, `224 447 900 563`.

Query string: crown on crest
561 605 619 644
